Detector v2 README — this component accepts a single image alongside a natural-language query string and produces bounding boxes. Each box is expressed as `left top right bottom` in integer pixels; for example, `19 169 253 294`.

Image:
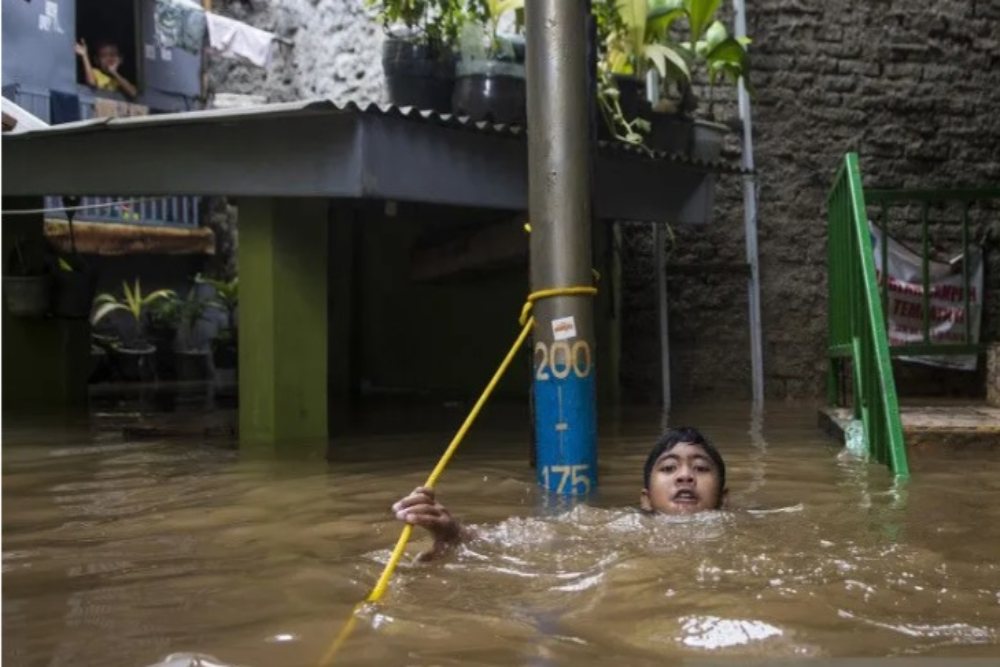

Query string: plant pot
690 119 728 163
148 325 177 380
3 275 51 318
647 112 694 156
452 60 526 124
598 74 652 142
89 345 111 383
92 332 119 351
112 343 157 382
176 350 214 381
52 268 97 319
382 37 455 113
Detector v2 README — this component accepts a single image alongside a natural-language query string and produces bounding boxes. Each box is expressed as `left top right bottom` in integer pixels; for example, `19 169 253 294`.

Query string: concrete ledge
820 403 1000 452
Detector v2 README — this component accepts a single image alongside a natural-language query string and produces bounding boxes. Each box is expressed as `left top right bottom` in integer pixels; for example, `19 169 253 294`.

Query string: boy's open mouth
672 489 699 503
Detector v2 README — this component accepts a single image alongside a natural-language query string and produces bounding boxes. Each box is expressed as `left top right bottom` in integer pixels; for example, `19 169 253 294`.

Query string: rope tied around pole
319 284 597 666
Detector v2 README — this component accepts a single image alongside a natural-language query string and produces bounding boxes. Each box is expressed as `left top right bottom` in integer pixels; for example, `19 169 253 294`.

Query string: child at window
75 39 138 100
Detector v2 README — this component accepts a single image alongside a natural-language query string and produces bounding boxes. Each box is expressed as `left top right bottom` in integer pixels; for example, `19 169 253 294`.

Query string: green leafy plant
664 0 751 114
198 274 239 349
91 278 175 344
595 0 691 145
367 0 466 49
463 0 524 59
603 0 691 82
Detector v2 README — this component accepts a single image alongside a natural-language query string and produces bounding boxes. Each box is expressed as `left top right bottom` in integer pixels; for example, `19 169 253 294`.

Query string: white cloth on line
206 13 275 68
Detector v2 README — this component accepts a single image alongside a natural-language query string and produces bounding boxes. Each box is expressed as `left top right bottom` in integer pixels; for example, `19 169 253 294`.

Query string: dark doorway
76 0 140 92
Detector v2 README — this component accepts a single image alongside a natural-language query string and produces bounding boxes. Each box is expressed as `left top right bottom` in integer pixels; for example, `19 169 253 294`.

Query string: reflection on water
3 402 1000 666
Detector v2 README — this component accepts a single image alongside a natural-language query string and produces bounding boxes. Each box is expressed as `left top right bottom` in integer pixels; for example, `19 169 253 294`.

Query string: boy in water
392 427 727 560
75 39 138 99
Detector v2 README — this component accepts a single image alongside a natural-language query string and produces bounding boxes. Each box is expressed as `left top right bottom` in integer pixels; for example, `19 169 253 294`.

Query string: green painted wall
238 198 329 444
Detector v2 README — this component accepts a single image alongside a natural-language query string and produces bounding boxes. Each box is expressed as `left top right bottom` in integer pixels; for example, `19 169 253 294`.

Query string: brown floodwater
3 401 999 666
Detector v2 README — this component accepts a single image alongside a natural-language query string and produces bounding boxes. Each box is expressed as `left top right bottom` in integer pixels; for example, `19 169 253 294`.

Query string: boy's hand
74 39 88 58
104 56 121 74
392 486 461 552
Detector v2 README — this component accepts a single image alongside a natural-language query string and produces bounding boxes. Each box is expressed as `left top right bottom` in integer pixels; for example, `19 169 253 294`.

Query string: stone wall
210 1 1000 402
206 0 384 105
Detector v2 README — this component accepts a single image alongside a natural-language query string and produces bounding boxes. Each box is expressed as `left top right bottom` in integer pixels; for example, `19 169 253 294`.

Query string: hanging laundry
155 0 207 55
206 13 276 68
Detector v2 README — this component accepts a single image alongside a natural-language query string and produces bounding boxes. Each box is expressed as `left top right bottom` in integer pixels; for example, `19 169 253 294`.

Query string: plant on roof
594 0 750 145
594 0 692 145
655 0 751 116
461 0 524 61
368 0 466 49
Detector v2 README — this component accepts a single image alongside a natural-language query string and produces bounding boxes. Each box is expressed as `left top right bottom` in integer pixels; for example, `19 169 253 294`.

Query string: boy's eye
695 465 711 473
660 464 676 473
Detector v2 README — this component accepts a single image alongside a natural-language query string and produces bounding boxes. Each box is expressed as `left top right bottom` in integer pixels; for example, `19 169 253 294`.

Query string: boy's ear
639 488 652 512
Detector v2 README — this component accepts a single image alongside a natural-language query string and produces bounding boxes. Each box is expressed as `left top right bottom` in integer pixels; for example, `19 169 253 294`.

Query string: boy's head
96 42 121 71
640 427 727 514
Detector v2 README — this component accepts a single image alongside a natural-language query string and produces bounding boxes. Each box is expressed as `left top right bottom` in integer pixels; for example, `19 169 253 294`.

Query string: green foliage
91 278 175 336
600 0 691 81
367 0 466 48
198 274 239 345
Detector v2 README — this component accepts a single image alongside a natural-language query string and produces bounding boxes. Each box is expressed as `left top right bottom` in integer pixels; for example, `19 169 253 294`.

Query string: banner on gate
870 223 983 371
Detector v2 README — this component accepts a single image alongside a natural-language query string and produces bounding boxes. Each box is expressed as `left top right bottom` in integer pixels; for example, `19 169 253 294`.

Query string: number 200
534 340 592 381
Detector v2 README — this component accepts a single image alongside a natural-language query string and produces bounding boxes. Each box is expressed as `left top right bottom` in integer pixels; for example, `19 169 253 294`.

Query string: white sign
871 222 983 370
551 316 577 341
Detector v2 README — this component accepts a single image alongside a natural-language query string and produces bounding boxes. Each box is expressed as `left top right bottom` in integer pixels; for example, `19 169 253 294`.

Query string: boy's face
640 441 726 514
97 45 121 71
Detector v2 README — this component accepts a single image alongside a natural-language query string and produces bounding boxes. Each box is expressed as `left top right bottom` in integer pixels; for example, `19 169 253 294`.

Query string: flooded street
3 402 1000 666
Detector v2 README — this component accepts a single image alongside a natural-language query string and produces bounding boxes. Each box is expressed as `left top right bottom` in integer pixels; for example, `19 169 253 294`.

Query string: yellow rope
319 285 596 666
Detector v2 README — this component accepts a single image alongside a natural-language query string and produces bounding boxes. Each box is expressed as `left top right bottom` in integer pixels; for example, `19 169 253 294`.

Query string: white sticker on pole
551 316 577 341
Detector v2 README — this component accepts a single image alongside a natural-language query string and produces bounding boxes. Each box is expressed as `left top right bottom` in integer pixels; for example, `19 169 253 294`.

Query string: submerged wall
210 0 1000 401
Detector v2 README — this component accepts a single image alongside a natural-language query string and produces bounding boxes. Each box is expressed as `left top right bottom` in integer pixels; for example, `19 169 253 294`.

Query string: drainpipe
734 0 765 407
525 0 598 496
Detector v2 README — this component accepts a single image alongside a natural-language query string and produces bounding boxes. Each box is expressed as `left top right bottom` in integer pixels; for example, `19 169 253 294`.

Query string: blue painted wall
2 0 202 120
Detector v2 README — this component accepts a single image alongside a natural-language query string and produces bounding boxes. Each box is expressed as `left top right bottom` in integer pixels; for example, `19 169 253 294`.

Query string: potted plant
451 0 526 124
651 0 751 161
147 291 182 380
370 0 464 112
3 237 51 318
595 0 692 150
91 278 175 381
689 17 750 161
200 274 238 373
174 285 214 382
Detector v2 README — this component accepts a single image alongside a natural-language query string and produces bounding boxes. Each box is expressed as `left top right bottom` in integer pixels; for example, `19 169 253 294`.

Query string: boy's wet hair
642 427 726 490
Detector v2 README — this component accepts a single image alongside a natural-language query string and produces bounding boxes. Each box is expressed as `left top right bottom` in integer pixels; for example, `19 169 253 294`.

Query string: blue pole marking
533 340 597 495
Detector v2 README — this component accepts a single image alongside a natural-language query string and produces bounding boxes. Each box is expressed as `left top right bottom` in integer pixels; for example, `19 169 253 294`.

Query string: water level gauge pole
526 0 598 496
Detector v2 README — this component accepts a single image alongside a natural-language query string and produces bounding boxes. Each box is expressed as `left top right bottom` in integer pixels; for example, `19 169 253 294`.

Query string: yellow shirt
93 69 119 92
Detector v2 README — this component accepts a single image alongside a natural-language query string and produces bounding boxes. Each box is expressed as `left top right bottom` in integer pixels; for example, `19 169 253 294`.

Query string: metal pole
734 0 764 407
655 223 671 411
526 0 597 496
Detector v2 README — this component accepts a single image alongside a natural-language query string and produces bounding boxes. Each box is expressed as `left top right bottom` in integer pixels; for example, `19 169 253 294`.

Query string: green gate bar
826 153 909 477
